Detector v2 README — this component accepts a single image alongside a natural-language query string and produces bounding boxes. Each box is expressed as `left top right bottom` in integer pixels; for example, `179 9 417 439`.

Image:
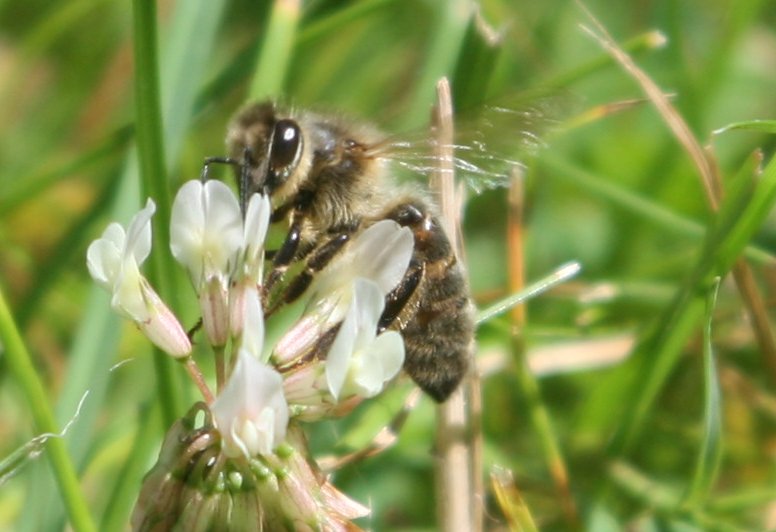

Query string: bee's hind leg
378 261 424 333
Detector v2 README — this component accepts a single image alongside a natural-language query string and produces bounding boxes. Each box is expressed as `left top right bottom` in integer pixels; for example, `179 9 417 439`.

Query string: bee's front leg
264 214 304 294
265 231 353 317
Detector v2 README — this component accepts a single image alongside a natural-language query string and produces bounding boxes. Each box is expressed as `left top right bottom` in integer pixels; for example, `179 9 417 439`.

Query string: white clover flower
274 220 413 366
306 220 414 325
170 180 244 286
170 180 244 346
211 348 288 458
325 278 405 400
86 199 191 358
211 287 288 458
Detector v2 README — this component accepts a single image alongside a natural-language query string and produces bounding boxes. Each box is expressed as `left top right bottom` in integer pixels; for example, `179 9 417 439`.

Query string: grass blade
684 278 723 506
248 0 301 101
0 286 95 531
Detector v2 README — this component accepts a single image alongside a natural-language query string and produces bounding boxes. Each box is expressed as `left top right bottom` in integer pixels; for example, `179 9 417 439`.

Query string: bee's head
226 102 309 203
227 102 383 220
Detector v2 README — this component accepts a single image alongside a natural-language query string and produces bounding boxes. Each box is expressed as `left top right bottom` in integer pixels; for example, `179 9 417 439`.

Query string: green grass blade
713 119 776 136
608 151 776 457
477 262 581 324
451 11 502 112
297 0 393 45
684 278 723 507
16 177 120 327
525 30 667 99
0 287 96 532
541 156 774 265
404 0 471 128
100 402 161 531
248 0 301 101
160 0 225 166
132 0 182 426
0 126 132 217
712 154 776 275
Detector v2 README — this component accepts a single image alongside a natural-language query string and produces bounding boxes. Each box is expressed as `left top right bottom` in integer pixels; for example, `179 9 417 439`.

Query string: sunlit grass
1 0 776 530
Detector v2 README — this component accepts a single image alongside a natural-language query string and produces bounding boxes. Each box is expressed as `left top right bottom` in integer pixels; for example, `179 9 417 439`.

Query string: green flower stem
132 0 183 425
0 286 96 532
248 0 301 101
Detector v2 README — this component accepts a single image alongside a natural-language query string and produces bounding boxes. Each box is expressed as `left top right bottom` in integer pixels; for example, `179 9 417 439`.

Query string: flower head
86 199 191 357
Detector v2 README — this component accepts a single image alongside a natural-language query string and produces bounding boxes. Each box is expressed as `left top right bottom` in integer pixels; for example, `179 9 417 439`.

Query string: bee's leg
263 191 318 292
264 214 304 293
266 232 352 316
378 261 425 333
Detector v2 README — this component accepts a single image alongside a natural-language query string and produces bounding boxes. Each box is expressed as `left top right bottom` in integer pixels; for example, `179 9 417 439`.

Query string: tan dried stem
430 77 483 532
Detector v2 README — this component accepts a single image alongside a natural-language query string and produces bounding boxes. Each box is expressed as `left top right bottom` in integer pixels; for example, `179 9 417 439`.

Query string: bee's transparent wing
375 98 562 193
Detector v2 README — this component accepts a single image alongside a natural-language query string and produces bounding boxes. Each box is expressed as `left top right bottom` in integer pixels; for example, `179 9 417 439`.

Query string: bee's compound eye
269 119 303 181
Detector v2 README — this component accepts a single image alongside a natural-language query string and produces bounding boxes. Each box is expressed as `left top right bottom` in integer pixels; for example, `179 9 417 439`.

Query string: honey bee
220 101 475 402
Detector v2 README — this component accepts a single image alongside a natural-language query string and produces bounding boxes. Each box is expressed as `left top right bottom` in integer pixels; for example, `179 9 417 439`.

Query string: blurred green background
1 0 776 530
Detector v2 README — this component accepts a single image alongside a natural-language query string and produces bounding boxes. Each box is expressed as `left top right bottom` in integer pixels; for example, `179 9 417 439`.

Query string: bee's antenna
200 156 238 182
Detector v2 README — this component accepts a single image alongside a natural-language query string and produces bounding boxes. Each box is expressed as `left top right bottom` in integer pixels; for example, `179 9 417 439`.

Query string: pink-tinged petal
282 362 327 405
138 284 193 358
199 276 230 348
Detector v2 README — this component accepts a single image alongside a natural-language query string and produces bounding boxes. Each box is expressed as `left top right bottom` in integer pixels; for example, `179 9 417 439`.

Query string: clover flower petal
240 192 271 282
170 179 243 288
326 279 405 400
211 349 289 458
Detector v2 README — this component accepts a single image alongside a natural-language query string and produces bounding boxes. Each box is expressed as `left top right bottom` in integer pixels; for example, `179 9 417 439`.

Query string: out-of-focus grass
1 0 776 530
